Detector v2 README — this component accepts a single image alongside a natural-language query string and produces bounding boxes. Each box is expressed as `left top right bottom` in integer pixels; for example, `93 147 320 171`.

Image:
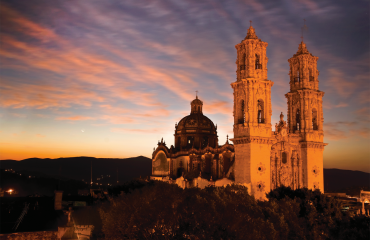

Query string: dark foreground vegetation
99 180 369 240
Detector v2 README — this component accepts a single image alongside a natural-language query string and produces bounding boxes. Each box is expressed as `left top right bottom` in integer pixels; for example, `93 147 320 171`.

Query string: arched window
309 68 314 81
295 109 300 131
177 137 181 148
177 161 184 177
282 152 287 164
240 53 246 70
296 70 300 83
239 100 245 124
205 155 212 173
257 99 264 123
255 54 262 69
187 136 194 148
153 152 169 173
312 108 318 130
198 106 200 112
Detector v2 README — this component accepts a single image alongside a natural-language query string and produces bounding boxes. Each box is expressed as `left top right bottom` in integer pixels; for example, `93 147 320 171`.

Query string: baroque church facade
152 26 327 199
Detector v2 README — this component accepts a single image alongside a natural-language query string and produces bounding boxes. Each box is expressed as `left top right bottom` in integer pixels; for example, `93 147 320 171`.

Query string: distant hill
0 169 88 196
1 157 369 196
324 168 370 196
0 156 152 184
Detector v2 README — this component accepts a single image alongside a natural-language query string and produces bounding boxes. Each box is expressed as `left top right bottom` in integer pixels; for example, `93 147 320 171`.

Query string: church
151 25 327 200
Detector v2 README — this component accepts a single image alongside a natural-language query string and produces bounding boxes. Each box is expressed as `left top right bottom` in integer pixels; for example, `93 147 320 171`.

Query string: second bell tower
285 41 327 192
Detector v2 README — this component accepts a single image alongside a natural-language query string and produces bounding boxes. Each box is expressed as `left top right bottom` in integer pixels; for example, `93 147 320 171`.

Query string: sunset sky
0 0 369 172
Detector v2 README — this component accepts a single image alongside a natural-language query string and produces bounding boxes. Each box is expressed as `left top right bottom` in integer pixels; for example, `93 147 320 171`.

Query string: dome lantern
190 95 203 114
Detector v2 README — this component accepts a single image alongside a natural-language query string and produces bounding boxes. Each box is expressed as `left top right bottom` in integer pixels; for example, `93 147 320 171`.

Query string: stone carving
257 162 266 175
312 165 320 177
280 165 291 187
256 181 265 192
200 119 210 127
186 118 197 127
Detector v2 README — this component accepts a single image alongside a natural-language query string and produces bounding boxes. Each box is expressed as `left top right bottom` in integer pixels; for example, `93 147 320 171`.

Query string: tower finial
301 19 308 42
250 20 252 27
195 90 198 99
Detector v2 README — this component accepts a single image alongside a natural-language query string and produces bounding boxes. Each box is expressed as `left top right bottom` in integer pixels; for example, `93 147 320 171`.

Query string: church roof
175 96 217 147
177 113 216 131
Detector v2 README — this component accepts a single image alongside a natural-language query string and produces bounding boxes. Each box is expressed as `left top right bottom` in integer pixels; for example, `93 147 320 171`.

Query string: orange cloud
350 128 370 139
204 100 232 115
36 134 45 138
56 116 93 121
354 107 370 123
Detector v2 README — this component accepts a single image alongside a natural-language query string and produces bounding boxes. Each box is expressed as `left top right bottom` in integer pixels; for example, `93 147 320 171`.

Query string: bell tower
231 25 274 199
286 41 324 137
285 41 327 192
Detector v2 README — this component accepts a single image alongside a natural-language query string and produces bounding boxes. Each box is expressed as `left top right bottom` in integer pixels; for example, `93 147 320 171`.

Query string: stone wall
0 231 58 240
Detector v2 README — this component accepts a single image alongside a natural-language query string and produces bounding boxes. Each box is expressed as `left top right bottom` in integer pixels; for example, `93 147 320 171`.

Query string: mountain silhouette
1 157 369 196
0 156 152 184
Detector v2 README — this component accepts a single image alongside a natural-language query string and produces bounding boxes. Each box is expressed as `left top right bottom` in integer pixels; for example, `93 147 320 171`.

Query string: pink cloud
36 134 45 138
358 89 370 104
11 113 26 118
101 115 135 125
334 102 348 108
326 69 357 98
111 128 163 134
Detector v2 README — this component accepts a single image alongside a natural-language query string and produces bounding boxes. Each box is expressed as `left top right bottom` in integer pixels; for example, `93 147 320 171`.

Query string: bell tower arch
230 25 274 199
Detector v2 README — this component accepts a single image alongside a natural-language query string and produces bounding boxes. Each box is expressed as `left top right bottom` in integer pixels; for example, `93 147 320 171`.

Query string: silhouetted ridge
0 156 152 184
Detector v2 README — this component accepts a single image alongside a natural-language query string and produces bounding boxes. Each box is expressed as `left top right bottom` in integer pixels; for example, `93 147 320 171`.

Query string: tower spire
301 19 308 42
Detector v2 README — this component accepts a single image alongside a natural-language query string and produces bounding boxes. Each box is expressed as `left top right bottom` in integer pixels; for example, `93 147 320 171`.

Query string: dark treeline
99 180 369 240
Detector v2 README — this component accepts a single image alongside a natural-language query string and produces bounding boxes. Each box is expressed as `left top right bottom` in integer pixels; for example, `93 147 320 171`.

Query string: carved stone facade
152 26 326 199
230 26 326 199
